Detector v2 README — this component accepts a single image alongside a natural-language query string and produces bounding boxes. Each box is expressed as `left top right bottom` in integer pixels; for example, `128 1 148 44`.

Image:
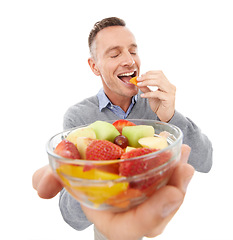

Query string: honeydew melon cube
122 125 154 148
89 121 120 142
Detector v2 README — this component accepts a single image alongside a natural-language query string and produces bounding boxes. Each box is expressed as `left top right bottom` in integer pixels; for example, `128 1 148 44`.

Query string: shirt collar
97 88 138 112
97 88 111 111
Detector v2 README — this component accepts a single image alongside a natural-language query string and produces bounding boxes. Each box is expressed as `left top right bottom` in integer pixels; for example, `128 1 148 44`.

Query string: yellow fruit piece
66 127 96 146
76 182 128 205
56 165 128 205
138 136 168 150
125 146 136 152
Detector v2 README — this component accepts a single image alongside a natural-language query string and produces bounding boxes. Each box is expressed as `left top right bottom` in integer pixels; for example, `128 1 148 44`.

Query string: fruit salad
51 119 180 210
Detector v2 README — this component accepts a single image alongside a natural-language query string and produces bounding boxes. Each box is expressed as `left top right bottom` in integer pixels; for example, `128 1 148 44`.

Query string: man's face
91 26 141 100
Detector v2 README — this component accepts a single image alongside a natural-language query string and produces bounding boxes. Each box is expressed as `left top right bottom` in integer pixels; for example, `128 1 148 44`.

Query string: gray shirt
60 91 213 237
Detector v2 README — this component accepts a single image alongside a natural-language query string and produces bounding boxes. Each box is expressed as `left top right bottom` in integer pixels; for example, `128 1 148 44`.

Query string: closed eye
111 54 119 58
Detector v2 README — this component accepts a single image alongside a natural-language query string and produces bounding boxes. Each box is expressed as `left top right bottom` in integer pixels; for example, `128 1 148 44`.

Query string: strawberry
119 148 172 191
86 139 124 160
119 148 158 176
112 119 136 134
54 139 81 159
130 152 173 192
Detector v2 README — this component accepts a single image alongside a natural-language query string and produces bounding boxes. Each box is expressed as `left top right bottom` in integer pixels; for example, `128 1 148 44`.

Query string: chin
123 86 138 98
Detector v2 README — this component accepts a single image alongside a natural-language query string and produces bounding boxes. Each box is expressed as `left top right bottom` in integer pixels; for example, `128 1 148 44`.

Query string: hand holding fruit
136 71 176 123
33 145 194 240
81 145 194 240
33 120 192 240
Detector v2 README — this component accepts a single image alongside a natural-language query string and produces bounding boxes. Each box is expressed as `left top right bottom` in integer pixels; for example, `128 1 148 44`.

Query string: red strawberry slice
130 151 174 192
119 148 158 176
120 148 172 191
54 139 81 159
112 119 136 134
86 139 124 160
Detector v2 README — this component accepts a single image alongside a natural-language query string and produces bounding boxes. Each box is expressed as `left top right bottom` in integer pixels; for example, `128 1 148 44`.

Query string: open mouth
117 71 137 84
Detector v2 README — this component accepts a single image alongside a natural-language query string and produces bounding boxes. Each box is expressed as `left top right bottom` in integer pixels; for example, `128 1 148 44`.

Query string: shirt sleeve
168 110 213 172
59 189 92 231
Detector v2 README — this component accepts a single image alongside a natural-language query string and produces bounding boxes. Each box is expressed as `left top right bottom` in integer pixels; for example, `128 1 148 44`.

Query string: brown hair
88 17 126 57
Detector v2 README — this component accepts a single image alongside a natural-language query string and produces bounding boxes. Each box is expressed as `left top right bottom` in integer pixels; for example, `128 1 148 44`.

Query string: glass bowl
46 119 183 212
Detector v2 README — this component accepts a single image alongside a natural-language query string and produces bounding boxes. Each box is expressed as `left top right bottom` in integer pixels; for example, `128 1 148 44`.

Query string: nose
121 51 135 67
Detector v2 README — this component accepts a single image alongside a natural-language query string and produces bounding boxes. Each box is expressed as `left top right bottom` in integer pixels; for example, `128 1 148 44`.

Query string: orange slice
130 77 138 85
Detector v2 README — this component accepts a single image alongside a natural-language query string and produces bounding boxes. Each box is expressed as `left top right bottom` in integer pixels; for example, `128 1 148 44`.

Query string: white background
1 0 232 239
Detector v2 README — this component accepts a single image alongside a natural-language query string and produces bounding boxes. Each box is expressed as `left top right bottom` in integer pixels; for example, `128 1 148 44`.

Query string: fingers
137 71 176 99
168 144 194 194
136 70 176 122
168 163 195 195
141 89 169 100
32 165 49 190
137 71 176 106
32 165 63 199
137 71 175 91
180 144 191 164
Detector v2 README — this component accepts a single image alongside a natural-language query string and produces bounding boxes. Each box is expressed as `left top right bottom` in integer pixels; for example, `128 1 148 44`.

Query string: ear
88 58 100 76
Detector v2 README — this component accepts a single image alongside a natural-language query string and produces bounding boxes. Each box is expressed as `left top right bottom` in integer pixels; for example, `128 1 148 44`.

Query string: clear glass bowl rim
46 119 183 165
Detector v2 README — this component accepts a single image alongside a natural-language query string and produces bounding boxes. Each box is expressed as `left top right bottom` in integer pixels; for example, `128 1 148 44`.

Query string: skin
137 71 176 123
88 26 176 122
32 165 63 199
32 145 194 239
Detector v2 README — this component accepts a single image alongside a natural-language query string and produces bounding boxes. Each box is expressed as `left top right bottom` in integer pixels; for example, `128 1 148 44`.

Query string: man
63 17 212 172
33 17 212 239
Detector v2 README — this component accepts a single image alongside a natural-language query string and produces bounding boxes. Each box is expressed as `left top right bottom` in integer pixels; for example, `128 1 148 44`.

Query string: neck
104 90 132 113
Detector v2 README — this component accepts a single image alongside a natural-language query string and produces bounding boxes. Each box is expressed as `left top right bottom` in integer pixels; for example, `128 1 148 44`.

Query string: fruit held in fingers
130 76 138 85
